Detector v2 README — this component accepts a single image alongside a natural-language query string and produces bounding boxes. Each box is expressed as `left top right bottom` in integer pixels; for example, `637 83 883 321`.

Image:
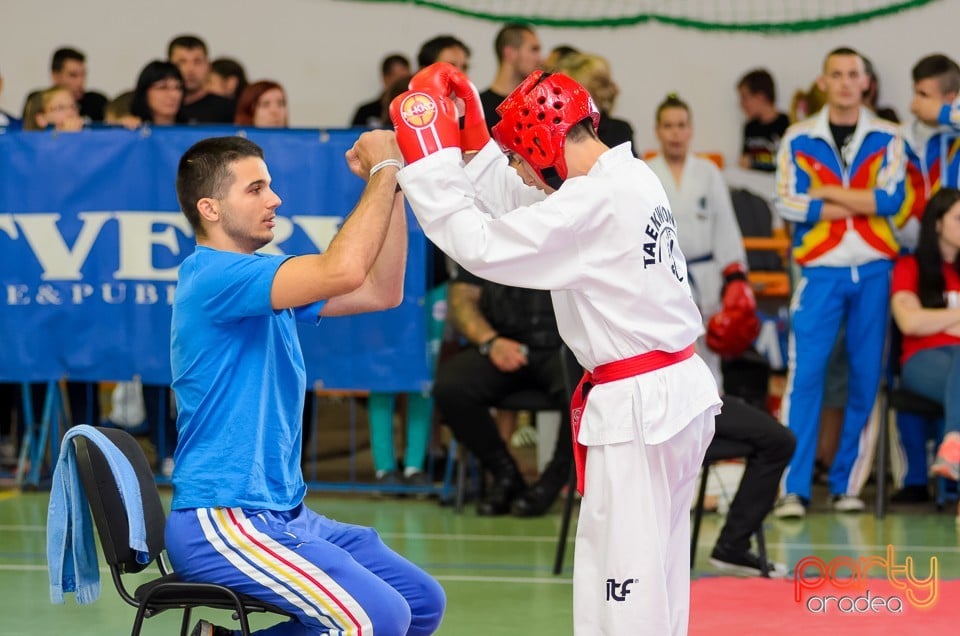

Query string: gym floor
2 486 957 635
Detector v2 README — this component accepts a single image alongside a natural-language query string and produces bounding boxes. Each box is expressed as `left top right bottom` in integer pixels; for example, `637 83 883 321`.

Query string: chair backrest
730 188 784 272
74 426 166 573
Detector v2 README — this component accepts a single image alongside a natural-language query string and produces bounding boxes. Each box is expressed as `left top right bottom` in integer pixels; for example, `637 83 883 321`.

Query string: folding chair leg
455 446 467 514
552 465 577 575
756 526 770 578
875 395 889 520
690 463 711 570
178 608 192 636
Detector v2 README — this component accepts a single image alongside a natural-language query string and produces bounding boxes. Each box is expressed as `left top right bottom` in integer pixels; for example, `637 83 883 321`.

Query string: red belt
570 344 695 495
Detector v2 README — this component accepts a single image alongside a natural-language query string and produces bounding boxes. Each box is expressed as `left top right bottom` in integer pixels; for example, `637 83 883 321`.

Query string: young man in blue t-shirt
165 134 445 636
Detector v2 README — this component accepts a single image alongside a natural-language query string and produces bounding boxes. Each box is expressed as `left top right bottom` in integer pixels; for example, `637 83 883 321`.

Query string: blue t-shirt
170 246 323 510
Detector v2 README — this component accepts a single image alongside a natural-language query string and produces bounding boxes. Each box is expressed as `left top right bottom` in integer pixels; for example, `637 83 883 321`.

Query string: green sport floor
3 488 958 635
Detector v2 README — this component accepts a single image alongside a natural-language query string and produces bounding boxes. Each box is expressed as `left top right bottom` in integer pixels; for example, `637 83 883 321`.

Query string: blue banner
0 127 429 391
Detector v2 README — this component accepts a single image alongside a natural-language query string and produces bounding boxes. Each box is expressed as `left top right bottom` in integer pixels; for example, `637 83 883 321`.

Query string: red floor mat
690 576 956 635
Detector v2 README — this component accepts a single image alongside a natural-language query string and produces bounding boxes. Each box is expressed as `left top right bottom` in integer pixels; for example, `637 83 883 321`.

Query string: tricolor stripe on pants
197 507 371 635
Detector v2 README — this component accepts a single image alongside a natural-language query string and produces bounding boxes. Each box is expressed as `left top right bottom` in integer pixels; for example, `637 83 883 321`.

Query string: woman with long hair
891 187 960 519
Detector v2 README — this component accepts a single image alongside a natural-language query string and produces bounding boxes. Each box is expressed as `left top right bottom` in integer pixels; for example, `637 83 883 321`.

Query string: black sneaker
709 544 788 578
190 620 234 636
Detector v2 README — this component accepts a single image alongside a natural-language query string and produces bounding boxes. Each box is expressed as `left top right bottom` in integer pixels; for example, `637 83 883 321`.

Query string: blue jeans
902 345 960 436
900 345 960 434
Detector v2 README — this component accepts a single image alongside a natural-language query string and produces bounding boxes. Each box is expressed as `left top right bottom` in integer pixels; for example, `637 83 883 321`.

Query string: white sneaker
832 495 865 513
773 494 805 519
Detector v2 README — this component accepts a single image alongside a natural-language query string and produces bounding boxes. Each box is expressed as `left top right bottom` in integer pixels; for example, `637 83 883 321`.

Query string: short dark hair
51 47 84 73
912 54 960 95
381 54 410 78
566 117 599 143
167 34 208 59
211 57 248 98
177 137 264 238
494 23 535 63
737 69 776 103
417 35 470 69
823 46 862 71
130 60 184 122
655 93 691 124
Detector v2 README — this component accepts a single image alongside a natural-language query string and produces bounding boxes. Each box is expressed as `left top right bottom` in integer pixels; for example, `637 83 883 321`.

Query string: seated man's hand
487 337 529 373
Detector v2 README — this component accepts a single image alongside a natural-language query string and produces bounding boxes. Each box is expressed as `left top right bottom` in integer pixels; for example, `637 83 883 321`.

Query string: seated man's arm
271 130 405 314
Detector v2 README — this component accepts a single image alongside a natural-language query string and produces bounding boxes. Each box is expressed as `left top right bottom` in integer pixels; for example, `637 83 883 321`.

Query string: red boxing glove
706 309 760 358
721 262 757 314
408 62 458 97
707 263 760 357
448 69 491 153
389 89 460 164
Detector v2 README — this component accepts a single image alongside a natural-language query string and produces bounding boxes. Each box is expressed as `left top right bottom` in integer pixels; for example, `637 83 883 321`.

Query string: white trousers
573 409 716 635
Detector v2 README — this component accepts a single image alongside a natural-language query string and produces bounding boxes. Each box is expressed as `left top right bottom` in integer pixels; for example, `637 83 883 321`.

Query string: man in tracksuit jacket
773 47 906 518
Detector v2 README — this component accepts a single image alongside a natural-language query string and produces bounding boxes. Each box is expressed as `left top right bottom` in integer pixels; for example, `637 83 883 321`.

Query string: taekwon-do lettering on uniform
642 205 686 283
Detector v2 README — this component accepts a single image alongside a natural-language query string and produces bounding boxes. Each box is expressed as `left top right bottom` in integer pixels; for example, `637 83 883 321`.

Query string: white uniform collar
588 142 635 176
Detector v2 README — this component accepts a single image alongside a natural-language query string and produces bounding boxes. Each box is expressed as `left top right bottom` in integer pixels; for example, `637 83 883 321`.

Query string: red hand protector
389 89 460 164
448 68 491 153
706 308 760 358
707 262 760 357
408 62 459 97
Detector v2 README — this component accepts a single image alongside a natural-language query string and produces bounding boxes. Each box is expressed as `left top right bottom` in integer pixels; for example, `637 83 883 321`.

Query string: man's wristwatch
478 335 499 356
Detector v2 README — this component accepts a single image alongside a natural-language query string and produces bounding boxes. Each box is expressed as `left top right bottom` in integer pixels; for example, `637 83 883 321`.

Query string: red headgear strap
491 71 600 185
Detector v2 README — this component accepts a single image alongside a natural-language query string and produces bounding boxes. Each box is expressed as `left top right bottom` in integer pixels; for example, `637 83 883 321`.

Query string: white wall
1 0 957 161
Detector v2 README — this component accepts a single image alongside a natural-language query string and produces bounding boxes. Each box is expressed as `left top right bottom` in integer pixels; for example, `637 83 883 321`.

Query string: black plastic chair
73 426 293 636
875 325 945 519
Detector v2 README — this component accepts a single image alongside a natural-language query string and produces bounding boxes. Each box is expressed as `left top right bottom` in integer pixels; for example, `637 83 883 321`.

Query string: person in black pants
708 395 796 576
433 271 579 516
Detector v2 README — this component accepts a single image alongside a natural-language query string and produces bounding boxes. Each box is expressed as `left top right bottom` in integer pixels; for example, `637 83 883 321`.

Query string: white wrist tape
368 159 403 178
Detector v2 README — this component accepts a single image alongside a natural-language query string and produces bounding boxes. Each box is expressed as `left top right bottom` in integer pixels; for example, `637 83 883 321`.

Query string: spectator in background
361 38 473 492
646 93 791 576
167 34 235 123
207 57 247 102
862 55 900 123
22 47 107 123
103 90 138 128
737 68 790 172
888 56 960 501
479 23 542 130
235 80 288 127
773 47 905 518
890 188 960 523
543 44 579 72
555 51 636 151
417 35 470 73
0 66 22 130
129 60 184 126
22 86 84 132
351 53 411 128
789 80 825 123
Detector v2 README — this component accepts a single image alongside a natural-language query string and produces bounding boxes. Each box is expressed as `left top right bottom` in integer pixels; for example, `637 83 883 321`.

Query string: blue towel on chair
46 425 150 604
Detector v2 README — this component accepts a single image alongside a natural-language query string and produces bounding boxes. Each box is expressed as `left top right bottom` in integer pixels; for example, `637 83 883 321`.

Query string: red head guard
491 71 600 186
